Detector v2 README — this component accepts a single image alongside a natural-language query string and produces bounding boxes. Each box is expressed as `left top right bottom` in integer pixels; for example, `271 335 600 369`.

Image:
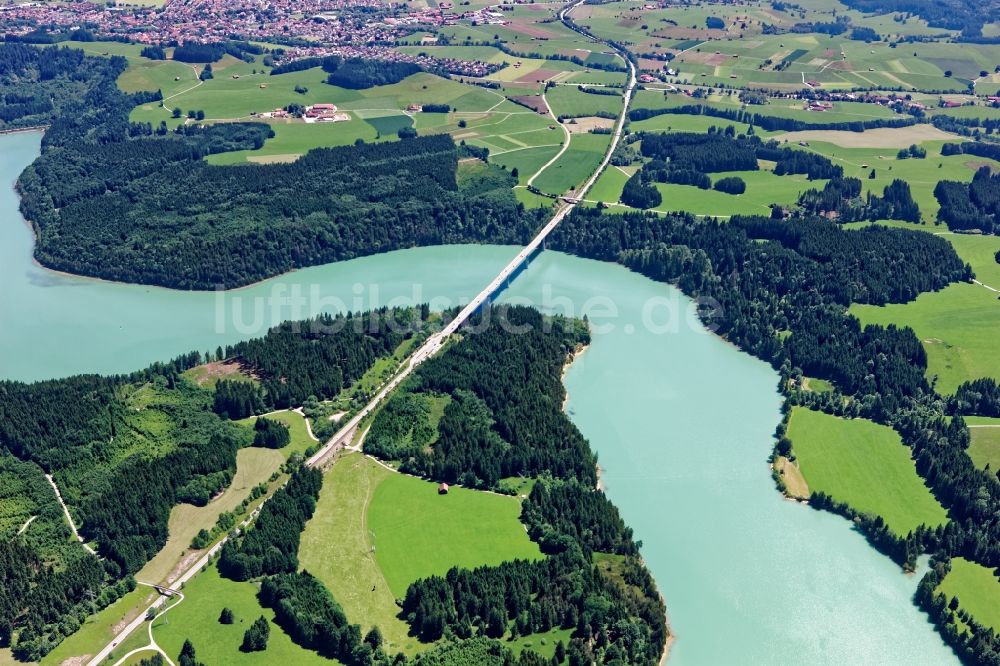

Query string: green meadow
532 132 611 195
152 567 334 666
843 228 1000 394
938 558 1000 633
851 281 1000 395
299 454 416 655
205 119 380 164
799 141 996 222
300 453 542 656
963 417 1000 471
968 425 1000 472
238 409 317 458
546 85 624 119
652 169 820 217
787 407 948 536
369 467 542 598
131 70 504 124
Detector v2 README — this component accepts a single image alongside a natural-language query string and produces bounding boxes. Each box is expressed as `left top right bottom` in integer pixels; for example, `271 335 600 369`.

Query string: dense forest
216 308 422 412
258 572 364 661
798 177 921 222
935 164 1000 233
8 43 541 289
20 131 541 289
367 307 596 490
548 207 999 663
836 0 997 34
0 43 132 131
218 467 322 580
324 57 422 89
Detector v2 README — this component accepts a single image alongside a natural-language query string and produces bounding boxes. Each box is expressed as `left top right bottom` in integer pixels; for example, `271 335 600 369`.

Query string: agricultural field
572 0 999 91
630 112 753 134
532 131 611 195
456 109 563 156
786 407 949 536
546 84 624 119
938 558 1000 633
797 138 993 222
586 165 633 204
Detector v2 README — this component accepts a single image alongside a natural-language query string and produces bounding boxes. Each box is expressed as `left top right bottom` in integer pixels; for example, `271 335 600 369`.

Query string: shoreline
0 125 48 136
559 338 675 663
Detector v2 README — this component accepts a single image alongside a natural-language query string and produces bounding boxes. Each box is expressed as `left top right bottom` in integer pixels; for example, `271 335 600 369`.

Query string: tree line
935 162 1000 234
218 467 322 580
628 102 917 133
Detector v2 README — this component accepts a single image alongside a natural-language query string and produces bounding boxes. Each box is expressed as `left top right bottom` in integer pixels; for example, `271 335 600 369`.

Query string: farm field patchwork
786 407 948 536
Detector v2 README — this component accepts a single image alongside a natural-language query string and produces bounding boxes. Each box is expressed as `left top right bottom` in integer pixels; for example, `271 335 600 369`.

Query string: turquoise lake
0 131 957 664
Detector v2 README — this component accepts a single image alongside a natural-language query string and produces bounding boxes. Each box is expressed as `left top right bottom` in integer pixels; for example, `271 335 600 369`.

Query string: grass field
545 85 624 119
965 417 1000 471
586 165 632 203
152 566 334 666
786 407 948 536
629 112 753 135
491 145 563 185
532 132 610 195
851 282 1000 395
137 447 284 586
299 454 417 655
845 228 1000 394
238 409 318 458
938 557 1000 633
652 168 821 217
369 468 542 597
40 587 158 666
800 141 997 222
206 118 380 164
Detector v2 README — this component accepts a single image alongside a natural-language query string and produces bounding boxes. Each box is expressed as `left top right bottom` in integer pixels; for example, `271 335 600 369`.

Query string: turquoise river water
0 131 957 664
